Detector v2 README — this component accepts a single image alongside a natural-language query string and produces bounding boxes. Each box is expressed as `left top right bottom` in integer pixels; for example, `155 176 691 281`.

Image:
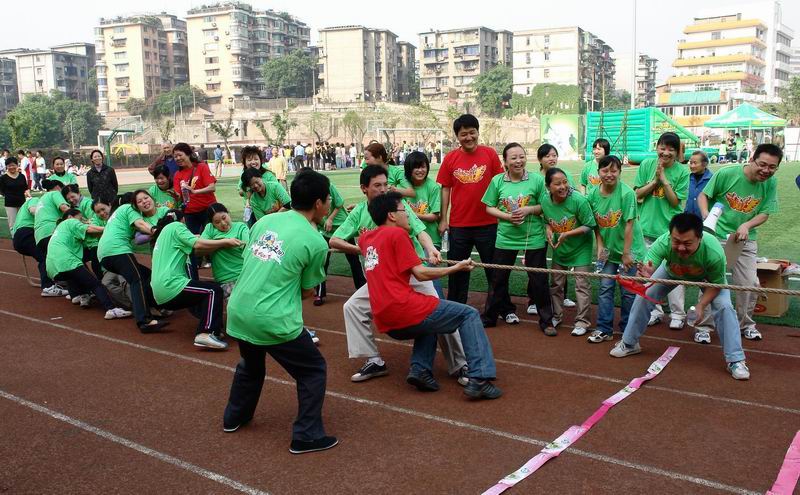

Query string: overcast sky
2 0 797 86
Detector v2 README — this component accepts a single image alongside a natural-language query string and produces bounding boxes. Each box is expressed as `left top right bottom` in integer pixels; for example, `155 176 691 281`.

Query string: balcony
667 71 762 85
677 37 766 50
673 53 765 67
683 19 766 34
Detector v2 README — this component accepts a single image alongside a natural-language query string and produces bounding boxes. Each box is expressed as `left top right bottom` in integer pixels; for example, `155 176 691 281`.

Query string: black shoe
481 316 497 328
406 369 440 392
138 320 169 333
313 296 324 306
223 418 251 433
289 435 339 454
464 379 503 400
351 361 389 382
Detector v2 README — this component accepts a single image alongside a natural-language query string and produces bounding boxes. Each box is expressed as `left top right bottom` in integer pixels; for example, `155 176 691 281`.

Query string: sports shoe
543 326 557 337
223 418 251 433
351 360 388 382
71 295 82 305
571 326 588 336
41 285 68 297
694 330 711 344
669 319 685 330
727 361 750 380
305 327 320 345
587 330 613 343
504 313 520 325
526 304 538 315
193 333 229 350
552 318 562 328
289 435 339 454
647 314 663 326
743 328 762 341
464 379 503 400
138 320 169 333
201 262 212 269
79 294 92 308
563 298 576 308
406 369 440 392
104 308 132 320
455 365 469 387
313 296 324 306
610 340 641 358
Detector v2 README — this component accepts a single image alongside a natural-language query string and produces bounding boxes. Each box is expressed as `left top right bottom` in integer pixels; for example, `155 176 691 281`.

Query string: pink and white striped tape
766 430 800 495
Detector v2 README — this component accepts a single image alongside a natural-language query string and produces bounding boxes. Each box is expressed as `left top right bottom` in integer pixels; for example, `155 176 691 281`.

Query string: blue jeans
621 264 745 363
597 262 637 337
388 299 497 380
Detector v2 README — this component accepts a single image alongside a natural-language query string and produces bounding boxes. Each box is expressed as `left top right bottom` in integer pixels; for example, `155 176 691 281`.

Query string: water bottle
180 180 191 205
441 231 449 253
703 202 725 234
596 248 610 273
686 306 698 327
243 206 252 223
509 196 519 213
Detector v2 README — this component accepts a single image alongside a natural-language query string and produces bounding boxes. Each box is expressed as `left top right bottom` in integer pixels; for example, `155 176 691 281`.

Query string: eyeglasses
394 209 407 214
754 160 779 171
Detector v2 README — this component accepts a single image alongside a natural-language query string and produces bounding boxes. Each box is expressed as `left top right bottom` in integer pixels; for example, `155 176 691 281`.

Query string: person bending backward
364 142 416 198
580 138 610 195
696 143 781 342
150 209 242 350
540 168 597 336
33 179 71 297
223 170 339 455
61 184 102 278
359 192 502 399
586 155 647 343
148 165 182 210
12 195 53 290
610 213 751 381
330 165 468 384
200 203 250 298
481 142 555 334
436 114 506 312
242 168 291 221
634 132 690 330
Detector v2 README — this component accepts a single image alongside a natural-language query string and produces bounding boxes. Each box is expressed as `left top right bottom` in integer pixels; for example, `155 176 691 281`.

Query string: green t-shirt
538 168 578 190
645 232 727 284
539 191 596 267
238 168 278 206
701 164 777 241
200 221 249 283
11 197 39 236
148 184 181 210
333 199 427 257
388 165 411 189
227 210 328 345
48 173 77 185
34 191 69 243
318 183 348 238
250 182 290 220
587 183 646 264
76 196 94 220
408 178 442 247
634 158 689 239
580 160 602 194
97 204 144 260
482 172 546 250
83 215 107 249
46 218 88 278
151 222 198 304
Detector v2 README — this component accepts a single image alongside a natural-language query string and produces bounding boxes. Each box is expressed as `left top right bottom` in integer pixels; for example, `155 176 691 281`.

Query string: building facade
0 58 18 117
418 27 513 102
512 27 614 111
397 41 418 103
0 48 92 103
615 53 658 108
791 46 800 76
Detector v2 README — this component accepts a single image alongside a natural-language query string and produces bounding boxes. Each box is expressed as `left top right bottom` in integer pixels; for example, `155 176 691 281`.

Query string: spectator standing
294 141 306 170
348 143 357 168
269 146 289 190
148 143 179 177
197 144 209 163
18 150 32 189
213 145 225 178
34 151 47 191
0 156 30 229
85 149 119 205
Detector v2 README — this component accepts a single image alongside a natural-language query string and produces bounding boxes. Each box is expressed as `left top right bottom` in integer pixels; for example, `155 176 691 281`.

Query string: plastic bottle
180 180 191 205
441 231 449 253
243 206 252 223
596 248 610 273
686 306 698 327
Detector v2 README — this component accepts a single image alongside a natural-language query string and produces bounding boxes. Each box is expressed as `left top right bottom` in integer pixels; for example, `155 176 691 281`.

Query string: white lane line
0 389 269 495
0 310 758 495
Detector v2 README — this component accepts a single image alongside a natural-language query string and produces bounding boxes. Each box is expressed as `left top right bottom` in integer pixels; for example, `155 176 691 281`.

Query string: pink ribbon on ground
766 430 800 495
482 346 680 495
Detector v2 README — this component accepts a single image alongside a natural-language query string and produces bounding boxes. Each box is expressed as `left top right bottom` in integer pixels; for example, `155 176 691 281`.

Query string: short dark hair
151 165 171 180
502 142 525 161
206 202 229 222
41 179 61 191
403 151 429 184
657 132 681 151
150 209 184 247
592 138 611 156
60 184 80 199
364 142 388 163
240 145 262 167
4 156 18 166
59 208 82 223
290 169 330 210
368 191 404 226
752 143 783 164
92 197 111 209
241 167 263 187
173 142 198 163
597 155 622 171
537 143 558 161
51 156 65 166
544 167 568 187
453 114 480 135
360 164 388 187
669 212 703 238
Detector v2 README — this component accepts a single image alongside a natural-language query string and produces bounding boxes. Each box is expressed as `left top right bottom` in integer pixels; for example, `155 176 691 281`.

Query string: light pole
631 0 637 110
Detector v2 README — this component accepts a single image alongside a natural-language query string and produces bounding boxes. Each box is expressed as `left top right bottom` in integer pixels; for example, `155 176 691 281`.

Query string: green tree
471 64 512 117
254 120 273 144
261 50 316 98
505 84 583 118
52 92 104 149
307 111 333 143
154 85 207 119
375 105 401 146
601 89 631 111
6 97 63 149
208 108 236 158
0 119 12 148
272 109 296 145
342 110 367 149
405 103 441 144
124 97 148 118
157 120 175 142
762 75 800 125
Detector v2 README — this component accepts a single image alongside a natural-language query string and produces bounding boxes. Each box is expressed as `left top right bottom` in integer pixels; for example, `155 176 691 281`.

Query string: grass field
2 159 798 326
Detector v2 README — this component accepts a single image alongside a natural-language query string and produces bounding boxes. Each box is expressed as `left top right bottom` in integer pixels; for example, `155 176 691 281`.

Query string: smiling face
548 172 570 202
6 161 18 175
456 127 479 153
244 153 261 168
598 163 620 187
593 145 606 160
411 163 429 185
504 146 526 176
657 144 678 166
688 154 707 175
154 173 170 191
248 176 265 195
162 144 173 156
65 190 81 206
53 158 65 173
749 152 780 182
91 151 103 165
93 202 111 221
539 149 558 170
211 211 232 232
134 192 155 214
173 149 191 168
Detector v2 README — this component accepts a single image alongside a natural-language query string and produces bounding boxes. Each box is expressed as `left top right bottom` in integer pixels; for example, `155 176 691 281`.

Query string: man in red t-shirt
359 192 502 399
436 114 510 317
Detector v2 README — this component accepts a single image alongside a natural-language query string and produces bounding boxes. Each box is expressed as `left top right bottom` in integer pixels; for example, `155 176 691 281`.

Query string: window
544 34 550 45
204 30 218 39
205 57 219 64
204 43 219 51
543 68 550 78
205 69 220 76
143 39 150 46
526 87 530 95
118 90 129 98
114 51 126 60
525 53 531 64
711 31 721 40
144 52 150 59
114 27 124 33
203 16 215 23
526 70 530 78
114 63 129 73
526 36 531 46
206 83 220 91
544 51 550 61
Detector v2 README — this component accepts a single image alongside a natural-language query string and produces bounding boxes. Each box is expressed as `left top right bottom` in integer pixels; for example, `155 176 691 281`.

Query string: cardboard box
754 260 789 318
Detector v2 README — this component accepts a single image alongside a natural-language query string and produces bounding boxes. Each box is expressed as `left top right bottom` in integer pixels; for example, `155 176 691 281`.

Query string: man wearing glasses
697 143 782 341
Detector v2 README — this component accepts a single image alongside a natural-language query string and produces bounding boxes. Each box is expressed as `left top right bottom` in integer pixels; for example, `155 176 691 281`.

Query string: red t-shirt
359 226 439 333
436 145 503 227
173 162 217 214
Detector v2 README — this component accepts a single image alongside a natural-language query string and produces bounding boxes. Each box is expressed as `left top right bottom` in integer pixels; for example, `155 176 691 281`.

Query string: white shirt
20 157 30 172
36 157 46 174
349 146 357 158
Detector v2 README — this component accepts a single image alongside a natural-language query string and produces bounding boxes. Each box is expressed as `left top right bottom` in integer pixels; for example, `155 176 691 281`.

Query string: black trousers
224 332 327 441
160 280 224 336
13 227 52 287
447 224 505 313
484 247 554 330
316 246 366 298
184 211 208 280
83 247 102 278
54 266 114 311
101 253 156 326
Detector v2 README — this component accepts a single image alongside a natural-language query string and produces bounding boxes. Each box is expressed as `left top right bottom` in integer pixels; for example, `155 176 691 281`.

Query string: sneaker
481 316 497 328
743 328 762 341
464 379 503 400
79 294 92 308
571 326 588 336
552 318 562 328
138 320 169 333
71 295 82 305
526 304 538 315
223 418 251 433
351 360 389 382
694 330 711 344
610 340 642 358
727 361 750 380
406 369 440 392
563 298 576 308
104 308 132 320
543 326 557 337
504 313 520 325
193 333 229 350
289 436 339 455
647 314 663 327
313 296 324 307
455 365 469 387
41 285 67 297
587 330 613 343
306 327 320 345
669 319 685 330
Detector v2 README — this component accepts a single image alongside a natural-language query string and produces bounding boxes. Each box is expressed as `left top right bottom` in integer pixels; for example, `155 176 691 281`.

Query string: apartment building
0 48 92 103
512 27 614 111
791 46 800 76
615 53 658 108
186 2 311 105
51 42 98 104
0 58 18 117
417 27 513 102
397 41 418 103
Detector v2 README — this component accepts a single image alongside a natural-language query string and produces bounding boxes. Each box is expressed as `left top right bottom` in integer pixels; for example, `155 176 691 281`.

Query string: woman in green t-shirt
239 146 278 226
242 167 290 222
148 165 182 210
33 179 71 297
200 203 250 298
62 183 103 278
540 168 597 336
580 138 609 195
48 156 78 186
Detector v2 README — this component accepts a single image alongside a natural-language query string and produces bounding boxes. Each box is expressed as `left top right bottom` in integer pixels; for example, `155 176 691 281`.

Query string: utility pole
631 0 638 110
68 117 75 151
178 95 183 121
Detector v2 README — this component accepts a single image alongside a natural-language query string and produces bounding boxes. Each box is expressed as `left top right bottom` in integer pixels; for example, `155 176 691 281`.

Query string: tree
505 84 583 119
307 111 333 144
157 120 175 142
5 91 103 149
154 85 207 119
261 50 317 98
208 108 236 158
342 110 367 149
124 97 148 118
375 105 401 146
601 89 631 111
51 92 104 149
405 103 441 144
272 109 296 145
0 119 12 148
254 120 273 144
472 64 513 117
761 75 800 125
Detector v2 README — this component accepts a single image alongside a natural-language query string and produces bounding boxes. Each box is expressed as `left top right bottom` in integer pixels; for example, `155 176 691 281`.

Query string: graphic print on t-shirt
364 246 379 271
595 209 622 228
358 226 376 236
725 192 760 214
669 263 704 278
408 201 429 215
500 194 531 212
652 185 665 198
548 216 577 233
588 175 602 186
453 164 487 184
251 230 285 263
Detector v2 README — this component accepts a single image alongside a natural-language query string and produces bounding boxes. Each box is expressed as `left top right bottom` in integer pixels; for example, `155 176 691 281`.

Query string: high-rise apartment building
615 53 658 108
512 27 614 111
0 58 18 117
397 41 418 103
0 48 92 103
418 27 513 102
186 2 311 105
51 42 98 104
791 46 800 76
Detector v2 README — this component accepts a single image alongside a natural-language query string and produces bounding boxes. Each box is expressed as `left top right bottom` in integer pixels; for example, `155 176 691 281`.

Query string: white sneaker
694 330 711 344
79 294 92 308
587 330 613 343
71 295 82 304
669 319 685 330
610 340 641 358
552 318 562 328
571 326 588 336
563 298 576 308
194 332 229 350
104 308 132 320
647 314 663 326
727 361 750 380
306 328 320 345
526 304 538 315
41 285 66 297
742 328 762 341
504 313 520 325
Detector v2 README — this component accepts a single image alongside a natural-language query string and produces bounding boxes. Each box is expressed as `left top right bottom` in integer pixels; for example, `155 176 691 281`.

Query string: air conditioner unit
214 36 219 41
203 51 207 55
212 22 217 27
226 44 231 49
225 31 229 35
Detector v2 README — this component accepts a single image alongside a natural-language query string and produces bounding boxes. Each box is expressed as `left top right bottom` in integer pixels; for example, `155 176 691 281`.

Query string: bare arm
660 177 680 207
86 225 104 236
192 182 216 195
133 219 156 235
410 259 474 282
193 237 242 256
697 192 710 218
438 186 451 234
329 236 360 256
486 205 513 222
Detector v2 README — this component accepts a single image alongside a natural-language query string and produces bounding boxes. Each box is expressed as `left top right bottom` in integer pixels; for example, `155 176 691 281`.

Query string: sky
2 0 797 86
